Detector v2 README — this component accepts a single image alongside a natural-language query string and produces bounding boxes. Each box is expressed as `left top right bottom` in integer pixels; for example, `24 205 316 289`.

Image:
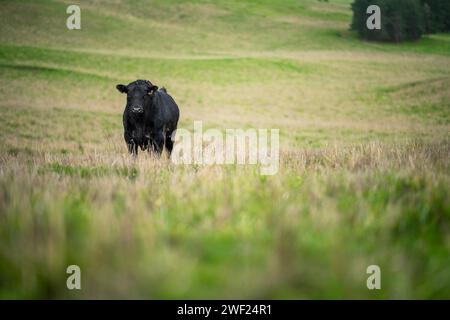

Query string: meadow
0 0 449 299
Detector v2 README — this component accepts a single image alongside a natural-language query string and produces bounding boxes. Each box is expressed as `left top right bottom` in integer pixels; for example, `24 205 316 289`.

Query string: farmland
0 0 449 298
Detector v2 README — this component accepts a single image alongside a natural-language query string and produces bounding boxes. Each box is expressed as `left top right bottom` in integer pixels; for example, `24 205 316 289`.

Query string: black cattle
116 80 180 157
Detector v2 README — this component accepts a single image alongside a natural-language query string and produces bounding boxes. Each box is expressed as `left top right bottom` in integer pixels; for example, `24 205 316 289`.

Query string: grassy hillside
0 0 449 299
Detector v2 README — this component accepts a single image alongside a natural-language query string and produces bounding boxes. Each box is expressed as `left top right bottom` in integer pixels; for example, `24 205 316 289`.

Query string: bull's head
116 80 158 114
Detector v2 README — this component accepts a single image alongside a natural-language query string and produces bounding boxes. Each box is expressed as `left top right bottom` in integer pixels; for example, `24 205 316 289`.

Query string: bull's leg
127 141 138 157
125 132 138 157
152 131 165 156
165 129 174 157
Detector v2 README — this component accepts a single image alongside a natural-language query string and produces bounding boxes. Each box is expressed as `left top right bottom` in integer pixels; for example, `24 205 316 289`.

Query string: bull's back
153 89 179 128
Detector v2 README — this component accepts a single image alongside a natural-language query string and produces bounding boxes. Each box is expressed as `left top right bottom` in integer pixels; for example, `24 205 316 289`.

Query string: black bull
116 80 180 156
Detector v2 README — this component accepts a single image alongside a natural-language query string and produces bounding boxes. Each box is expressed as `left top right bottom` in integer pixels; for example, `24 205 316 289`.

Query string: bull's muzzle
131 106 144 114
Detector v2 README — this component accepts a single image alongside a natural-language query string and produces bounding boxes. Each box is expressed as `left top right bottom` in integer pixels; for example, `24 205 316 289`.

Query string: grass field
0 0 449 299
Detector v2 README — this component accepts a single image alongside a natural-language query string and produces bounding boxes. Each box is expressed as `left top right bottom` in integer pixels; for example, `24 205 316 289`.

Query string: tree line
351 0 450 42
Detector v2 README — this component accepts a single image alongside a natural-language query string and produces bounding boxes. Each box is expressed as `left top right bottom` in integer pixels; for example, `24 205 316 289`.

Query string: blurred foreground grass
1 140 449 298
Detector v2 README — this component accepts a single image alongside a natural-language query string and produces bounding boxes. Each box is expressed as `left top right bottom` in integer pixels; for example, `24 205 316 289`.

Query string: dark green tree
421 0 450 33
351 0 425 42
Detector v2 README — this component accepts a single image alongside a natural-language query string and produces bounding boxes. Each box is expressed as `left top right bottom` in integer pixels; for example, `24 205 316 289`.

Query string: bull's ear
116 84 128 94
148 85 158 95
